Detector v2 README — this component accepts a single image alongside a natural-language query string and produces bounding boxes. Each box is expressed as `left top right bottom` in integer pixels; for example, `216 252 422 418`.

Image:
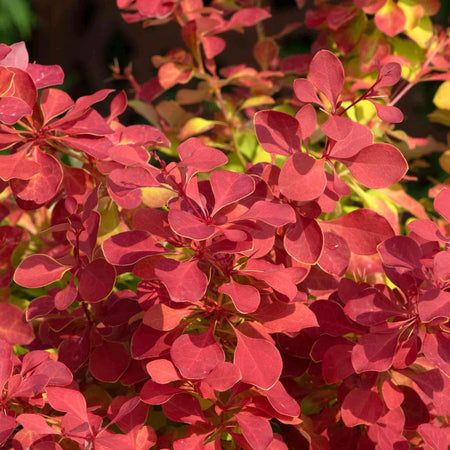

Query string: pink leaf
10 150 63 204
264 381 301 417
308 50 344 109
168 208 216 240
211 170 255 215
233 328 282 389
369 100 403 123
0 415 16 446
102 231 163 265
0 303 34 345
374 0 406 37
0 152 40 181
229 8 271 28
322 209 395 255
418 424 450 450
254 110 301 156
329 121 373 158
255 301 318 333
40 88 74 124
295 104 316 140
0 96 32 124
146 359 180 384
16 414 57 435
33 360 73 386
219 279 261 313
171 328 224 379
78 258 116 303
434 188 450 222
154 258 208 303
143 303 190 331
178 138 228 172
45 387 88 423
204 362 242 391
0 339 12 392
341 143 407 189
321 115 353 141
236 413 273 450
341 388 384 426
378 62 401 87
237 201 296 227
279 153 326 201
54 279 78 310
89 341 130 382
293 78 323 106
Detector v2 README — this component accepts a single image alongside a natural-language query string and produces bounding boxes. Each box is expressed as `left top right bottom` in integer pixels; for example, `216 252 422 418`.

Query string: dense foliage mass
0 0 449 448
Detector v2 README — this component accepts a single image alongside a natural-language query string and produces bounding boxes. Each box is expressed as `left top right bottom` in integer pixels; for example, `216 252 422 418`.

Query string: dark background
1 0 448 195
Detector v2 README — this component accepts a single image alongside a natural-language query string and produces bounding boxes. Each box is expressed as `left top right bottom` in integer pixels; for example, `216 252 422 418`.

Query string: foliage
0 1 449 449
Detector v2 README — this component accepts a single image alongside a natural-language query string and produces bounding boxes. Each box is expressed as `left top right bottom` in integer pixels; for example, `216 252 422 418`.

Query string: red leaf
264 381 301 417
0 96 32 124
418 289 450 322
284 216 324 264
16 414 57 435
236 413 273 450
318 231 350 276
89 341 130 382
233 328 282 389
178 138 228 172
322 209 395 255
254 110 301 156
322 344 354 383
422 331 450 377
308 50 344 109
418 424 450 450
0 151 40 181
204 362 241 391
162 394 206 425
378 62 402 88
434 251 450 282
0 415 16 446
32 360 73 386
54 279 77 310
369 100 403 123
0 339 12 392
434 188 450 222
102 231 163 265
27 63 64 89
154 258 208 303
168 208 216 240
211 171 255 215
170 328 224 379
238 201 296 227
378 236 421 270
295 104 316 140
229 8 271 28
10 150 63 204
341 143 407 189
352 330 400 373
341 388 384 427
0 303 34 345
78 259 116 303
255 301 318 333
140 380 181 405
279 153 327 202
143 303 190 331
219 278 260 313
293 78 323 105
344 288 399 326
40 88 74 124
45 387 88 423
121 124 169 147
146 359 180 384
374 0 406 37
329 121 373 158
321 115 353 141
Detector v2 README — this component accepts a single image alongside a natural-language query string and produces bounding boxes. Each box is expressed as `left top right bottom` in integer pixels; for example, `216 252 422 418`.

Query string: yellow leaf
141 186 176 208
439 150 450 173
179 117 218 140
433 81 450 110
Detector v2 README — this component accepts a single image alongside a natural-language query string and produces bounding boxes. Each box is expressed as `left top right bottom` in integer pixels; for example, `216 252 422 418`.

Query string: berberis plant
0 0 449 448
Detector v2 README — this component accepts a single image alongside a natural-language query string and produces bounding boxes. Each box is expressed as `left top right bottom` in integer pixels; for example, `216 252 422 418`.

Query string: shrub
0 1 449 449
